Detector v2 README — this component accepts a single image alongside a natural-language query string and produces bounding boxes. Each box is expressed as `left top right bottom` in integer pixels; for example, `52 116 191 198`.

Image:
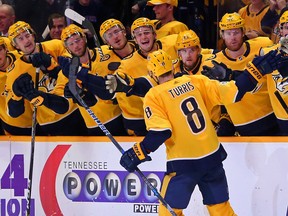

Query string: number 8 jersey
143 74 239 160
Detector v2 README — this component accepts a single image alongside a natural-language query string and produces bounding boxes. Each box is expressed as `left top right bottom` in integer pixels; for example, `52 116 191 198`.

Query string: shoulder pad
172 58 179 64
206 54 216 61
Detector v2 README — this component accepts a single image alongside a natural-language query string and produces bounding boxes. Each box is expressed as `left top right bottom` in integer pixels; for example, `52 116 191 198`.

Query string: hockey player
5 21 87 136
63 17 179 135
203 12 280 136
173 29 214 76
247 9 288 135
105 30 217 130
105 29 213 96
98 18 137 74
119 49 282 216
112 17 178 135
146 0 188 39
0 36 28 135
57 23 127 136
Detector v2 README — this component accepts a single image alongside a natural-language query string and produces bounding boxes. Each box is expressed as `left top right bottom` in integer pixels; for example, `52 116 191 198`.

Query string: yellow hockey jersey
115 34 178 122
0 52 33 130
152 20 188 39
204 37 276 135
54 47 126 129
144 75 240 160
5 40 74 128
261 44 288 133
238 4 271 37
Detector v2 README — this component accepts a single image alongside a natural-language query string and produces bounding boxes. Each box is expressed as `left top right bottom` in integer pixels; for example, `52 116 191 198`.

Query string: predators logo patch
100 54 110 62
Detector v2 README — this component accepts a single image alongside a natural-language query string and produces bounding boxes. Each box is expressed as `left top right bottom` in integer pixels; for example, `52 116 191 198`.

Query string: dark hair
48 13 67 29
279 6 288 18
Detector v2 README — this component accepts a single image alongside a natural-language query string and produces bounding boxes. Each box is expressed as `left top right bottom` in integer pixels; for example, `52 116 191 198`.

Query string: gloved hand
120 142 151 172
12 73 44 106
216 113 236 136
30 52 55 69
202 60 233 81
58 56 71 78
58 56 90 85
76 67 90 85
105 72 134 93
246 50 281 82
64 82 97 107
279 35 288 55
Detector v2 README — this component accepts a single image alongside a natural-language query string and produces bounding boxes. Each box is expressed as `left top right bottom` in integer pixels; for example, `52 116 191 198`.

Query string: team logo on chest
38 75 57 92
273 74 288 94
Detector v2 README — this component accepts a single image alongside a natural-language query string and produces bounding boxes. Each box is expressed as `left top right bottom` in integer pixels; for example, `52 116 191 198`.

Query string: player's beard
225 37 244 52
111 39 127 51
77 44 88 57
225 41 243 52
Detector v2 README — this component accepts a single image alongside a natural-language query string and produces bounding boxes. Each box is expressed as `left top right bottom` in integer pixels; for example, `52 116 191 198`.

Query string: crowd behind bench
0 0 288 137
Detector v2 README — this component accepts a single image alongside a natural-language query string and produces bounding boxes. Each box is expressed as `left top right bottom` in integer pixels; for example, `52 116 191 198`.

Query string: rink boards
0 136 287 216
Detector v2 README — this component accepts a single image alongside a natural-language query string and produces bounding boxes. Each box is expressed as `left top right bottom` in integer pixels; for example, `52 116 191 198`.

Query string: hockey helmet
219 12 245 31
131 17 155 38
175 30 200 50
100 19 125 43
147 49 173 78
8 21 35 46
61 24 85 43
280 11 288 26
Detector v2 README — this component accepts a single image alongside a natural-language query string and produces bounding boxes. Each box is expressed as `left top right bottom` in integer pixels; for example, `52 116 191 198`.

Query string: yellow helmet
99 19 125 43
147 0 178 7
175 30 200 50
219 12 245 31
61 24 85 43
147 49 172 78
280 11 288 26
131 17 155 38
8 21 34 46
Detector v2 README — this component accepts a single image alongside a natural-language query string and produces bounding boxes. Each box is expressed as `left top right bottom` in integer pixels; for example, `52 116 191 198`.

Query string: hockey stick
64 8 104 57
41 25 50 41
26 67 40 216
68 56 176 216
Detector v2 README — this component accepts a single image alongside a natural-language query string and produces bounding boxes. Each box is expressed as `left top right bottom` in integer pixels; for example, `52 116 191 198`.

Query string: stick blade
65 8 85 25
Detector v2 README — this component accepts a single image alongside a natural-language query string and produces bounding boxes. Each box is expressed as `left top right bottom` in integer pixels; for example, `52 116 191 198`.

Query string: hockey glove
216 113 236 136
58 56 71 78
245 50 280 82
202 60 234 81
30 52 58 70
58 56 90 84
105 72 135 93
12 73 44 106
76 67 90 86
120 142 151 172
64 83 97 107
